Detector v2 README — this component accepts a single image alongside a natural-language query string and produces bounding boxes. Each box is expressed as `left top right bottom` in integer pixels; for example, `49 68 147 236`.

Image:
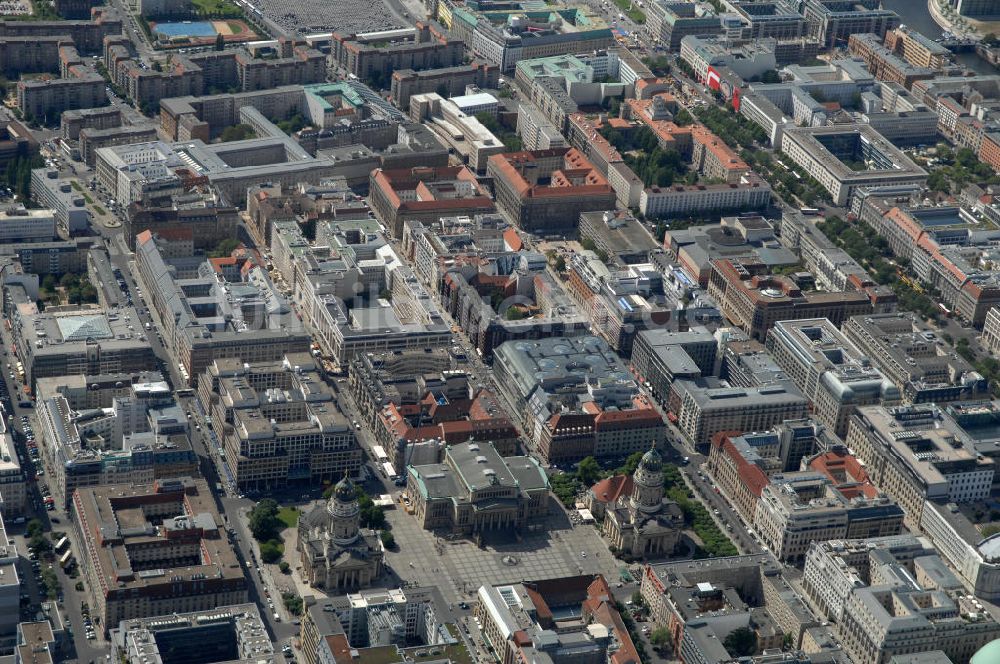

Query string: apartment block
630 327 717 404
493 336 664 464
707 259 878 342
17 67 106 124
390 61 500 110
646 0 722 51
847 33 936 89
199 353 362 491
670 378 809 448
844 312 988 403
801 0 900 48
477 575 639 664
845 404 995 529
780 125 927 207
0 7 121 62
883 25 952 69
330 22 464 82
134 231 310 385
72 478 247 629
107 39 325 111
766 318 899 436
35 371 196 506
0 120 38 174
78 124 158 166
487 148 616 233
369 165 495 238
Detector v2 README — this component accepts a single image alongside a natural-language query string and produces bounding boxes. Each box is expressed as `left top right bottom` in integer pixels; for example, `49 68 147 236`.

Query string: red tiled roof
808 449 879 499
589 474 633 504
717 435 769 497
324 635 352 664
504 227 523 251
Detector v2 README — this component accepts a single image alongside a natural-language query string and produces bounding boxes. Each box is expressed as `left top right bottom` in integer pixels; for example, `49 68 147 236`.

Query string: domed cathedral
602 444 683 559
297 476 384 591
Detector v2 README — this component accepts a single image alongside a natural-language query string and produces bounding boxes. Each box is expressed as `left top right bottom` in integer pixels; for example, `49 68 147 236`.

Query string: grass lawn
610 0 645 23
277 506 299 529
93 205 106 215
191 0 241 17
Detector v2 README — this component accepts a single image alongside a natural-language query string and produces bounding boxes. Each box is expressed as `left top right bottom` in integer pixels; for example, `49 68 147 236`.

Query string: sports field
150 18 257 47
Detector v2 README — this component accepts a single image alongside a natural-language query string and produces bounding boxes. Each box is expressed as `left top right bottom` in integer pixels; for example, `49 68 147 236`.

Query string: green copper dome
972 638 1000 664
640 444 662 473
333 475 356 503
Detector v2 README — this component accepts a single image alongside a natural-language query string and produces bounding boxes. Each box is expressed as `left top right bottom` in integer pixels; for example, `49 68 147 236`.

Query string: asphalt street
0 323 112 664
105 231 301 647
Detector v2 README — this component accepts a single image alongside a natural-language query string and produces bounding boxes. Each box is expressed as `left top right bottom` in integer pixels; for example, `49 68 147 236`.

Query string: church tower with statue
297 476 384 590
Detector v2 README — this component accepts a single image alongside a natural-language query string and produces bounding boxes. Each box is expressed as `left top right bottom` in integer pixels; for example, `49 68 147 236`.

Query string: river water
880 0 997 74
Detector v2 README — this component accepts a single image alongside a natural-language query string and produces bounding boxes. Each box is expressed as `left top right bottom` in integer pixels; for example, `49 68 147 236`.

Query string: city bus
371 445 389 465
54 537 69 553
58 551 73 568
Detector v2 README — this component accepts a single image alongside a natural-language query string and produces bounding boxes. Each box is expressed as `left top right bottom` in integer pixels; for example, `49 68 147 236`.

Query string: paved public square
382 498 628 605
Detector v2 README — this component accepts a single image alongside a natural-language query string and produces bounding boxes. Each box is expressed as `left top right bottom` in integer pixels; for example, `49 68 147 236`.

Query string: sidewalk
275 510 335 604
237 504 309 622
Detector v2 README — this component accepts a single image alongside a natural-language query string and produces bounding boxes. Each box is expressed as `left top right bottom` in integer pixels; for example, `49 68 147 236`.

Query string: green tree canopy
724 627 758 657
259 539 283 563
650 627 671 648
576 456 602 486
249 499 281 541
219 124 255 143
617 451 644 476
209 237 241 257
